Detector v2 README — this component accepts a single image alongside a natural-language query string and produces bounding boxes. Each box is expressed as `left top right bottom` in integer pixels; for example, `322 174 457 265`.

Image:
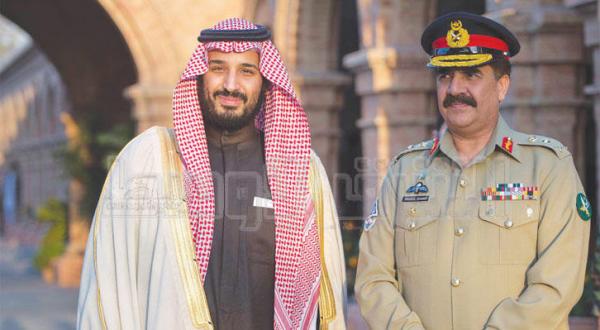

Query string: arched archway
0 0 138 286
1 1 138 126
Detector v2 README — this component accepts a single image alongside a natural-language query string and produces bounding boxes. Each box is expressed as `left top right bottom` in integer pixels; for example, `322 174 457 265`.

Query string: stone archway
1 0 140 286
1 1 137 127
2 0 263 133
96 0 253 131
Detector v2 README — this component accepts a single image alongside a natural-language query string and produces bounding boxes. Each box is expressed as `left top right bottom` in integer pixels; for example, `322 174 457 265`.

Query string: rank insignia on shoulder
364 200 379 231
481 183 539 201
576 193 592 221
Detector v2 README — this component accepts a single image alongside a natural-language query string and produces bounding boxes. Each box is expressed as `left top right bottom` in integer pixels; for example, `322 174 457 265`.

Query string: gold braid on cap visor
429 53 493 67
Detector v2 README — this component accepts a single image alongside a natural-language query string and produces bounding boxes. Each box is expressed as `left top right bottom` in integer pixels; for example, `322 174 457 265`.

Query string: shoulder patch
518 135 571 159
392 139 434 164
576 193 592 221
363 200 379 231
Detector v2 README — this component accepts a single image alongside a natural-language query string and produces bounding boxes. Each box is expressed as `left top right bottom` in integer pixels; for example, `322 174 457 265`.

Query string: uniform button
408 221 416 230
409 207 417 216
526 207 533 218
451 277 461 287
455 227 465 236
504 219 513 229
459 178 467 187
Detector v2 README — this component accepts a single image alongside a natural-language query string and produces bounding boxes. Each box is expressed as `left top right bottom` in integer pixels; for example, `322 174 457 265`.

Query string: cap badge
447 20 470 48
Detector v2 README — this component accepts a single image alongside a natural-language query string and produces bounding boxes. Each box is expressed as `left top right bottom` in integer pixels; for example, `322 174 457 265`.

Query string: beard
198 78 266 132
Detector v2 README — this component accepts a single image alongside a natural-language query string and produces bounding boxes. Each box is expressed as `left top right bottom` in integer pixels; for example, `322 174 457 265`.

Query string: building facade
0 0 598 320
0 16 70 236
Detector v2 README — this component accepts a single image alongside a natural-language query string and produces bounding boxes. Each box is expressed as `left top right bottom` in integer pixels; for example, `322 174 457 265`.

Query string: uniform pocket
395 203 441 267
477 201 540 265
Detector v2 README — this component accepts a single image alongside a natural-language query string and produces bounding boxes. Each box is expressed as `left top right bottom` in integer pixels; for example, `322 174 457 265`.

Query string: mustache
443 94 477 108
214 89 248 103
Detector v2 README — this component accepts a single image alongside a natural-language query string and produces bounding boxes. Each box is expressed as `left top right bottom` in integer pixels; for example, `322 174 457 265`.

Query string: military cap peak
421 11 520 68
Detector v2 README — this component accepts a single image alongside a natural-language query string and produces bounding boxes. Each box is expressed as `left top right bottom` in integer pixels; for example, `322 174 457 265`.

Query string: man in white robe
77 18 347 330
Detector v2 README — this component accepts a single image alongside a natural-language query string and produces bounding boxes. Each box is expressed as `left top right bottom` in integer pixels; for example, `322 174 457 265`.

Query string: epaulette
392 139 435 164
518 134 571 159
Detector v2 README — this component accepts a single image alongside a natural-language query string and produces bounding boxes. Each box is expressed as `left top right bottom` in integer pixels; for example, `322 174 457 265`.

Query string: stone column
53 113 87 287
565 0 600 324
271 0 350 179
125 83 174 132
486 0 588 173
53 179 87 287
343 0 438 214
565 0 599 207
293 71 349 179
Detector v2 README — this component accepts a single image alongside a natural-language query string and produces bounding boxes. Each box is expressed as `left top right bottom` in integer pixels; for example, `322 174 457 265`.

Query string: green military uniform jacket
355 116 591 330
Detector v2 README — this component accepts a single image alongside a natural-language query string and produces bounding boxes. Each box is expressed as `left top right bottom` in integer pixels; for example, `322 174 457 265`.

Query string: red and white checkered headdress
172 18 320 329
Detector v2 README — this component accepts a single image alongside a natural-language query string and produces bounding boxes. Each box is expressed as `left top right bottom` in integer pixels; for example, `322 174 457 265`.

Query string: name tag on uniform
402 195 430 202
253 196 273 209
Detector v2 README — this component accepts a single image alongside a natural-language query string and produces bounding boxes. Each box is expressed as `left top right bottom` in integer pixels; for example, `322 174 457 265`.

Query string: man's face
200 50 264 131
436 65 510 137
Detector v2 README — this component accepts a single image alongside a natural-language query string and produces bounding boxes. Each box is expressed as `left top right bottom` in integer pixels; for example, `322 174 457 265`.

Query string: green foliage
33 199 67 271
96 123 134 170
55 112 134 217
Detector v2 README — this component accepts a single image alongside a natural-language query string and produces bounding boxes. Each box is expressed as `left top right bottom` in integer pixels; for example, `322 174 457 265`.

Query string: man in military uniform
355 11 591 330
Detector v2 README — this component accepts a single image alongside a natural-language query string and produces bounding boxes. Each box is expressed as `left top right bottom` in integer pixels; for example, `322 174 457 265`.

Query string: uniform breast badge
481 183 539 201
576 193 592 221
402 181 430 202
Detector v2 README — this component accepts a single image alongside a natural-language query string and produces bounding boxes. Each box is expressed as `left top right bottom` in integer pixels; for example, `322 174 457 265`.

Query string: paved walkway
0 227 78 330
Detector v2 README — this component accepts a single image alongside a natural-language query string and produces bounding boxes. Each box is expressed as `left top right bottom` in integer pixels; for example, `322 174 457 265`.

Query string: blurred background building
0 0 598 328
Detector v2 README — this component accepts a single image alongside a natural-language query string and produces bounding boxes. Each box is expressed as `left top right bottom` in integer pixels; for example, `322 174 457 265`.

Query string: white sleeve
77 128 162 330
311 151 348 329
